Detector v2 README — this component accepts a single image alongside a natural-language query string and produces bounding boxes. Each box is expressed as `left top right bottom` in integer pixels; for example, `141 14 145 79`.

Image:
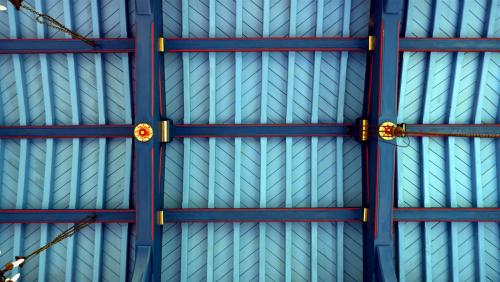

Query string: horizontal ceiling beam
162 208 500 223
0 209 135 223
404 123 500 138
163 37 368 52
169 122 353 139
3 37 494 54
0 38 135 54
0 124 134 139
399 38 500 52
164 208 363 222
161 37 499 53
394 208 500 222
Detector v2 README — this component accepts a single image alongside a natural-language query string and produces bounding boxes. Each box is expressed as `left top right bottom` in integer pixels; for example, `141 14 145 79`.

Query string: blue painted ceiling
0 0 498 281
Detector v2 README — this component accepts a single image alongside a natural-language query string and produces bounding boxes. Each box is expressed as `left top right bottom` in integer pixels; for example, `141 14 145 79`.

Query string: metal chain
14 1 97 47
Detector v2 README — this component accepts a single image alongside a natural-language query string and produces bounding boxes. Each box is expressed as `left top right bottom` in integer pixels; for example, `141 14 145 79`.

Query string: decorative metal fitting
158 37 165 52
379 121 396 140
160 120 171 143
157 210 164 225
134 123 154 142
368 35 375 51
378 122 406 140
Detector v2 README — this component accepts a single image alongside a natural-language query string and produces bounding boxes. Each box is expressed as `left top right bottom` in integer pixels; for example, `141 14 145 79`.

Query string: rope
23 215 96 261
9 0 97 47
405 132 500 138
0 215 95 281
372 125 500 139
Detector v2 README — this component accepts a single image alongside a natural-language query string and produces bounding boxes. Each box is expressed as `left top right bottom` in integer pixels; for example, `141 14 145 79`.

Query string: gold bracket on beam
363 208 369 222
159 37 165 52
360 118 368 142
355 118 369 142
368 36 375 51
160 120 170 143
157 210 164 225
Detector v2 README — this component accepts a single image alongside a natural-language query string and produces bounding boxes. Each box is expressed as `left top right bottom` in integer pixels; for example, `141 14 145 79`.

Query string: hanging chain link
10 0 97 47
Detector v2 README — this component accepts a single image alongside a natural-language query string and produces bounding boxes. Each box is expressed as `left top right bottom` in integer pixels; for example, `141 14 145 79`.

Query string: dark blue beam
162 37 500 53
134 0 163 281
164 208 363 222
376 245 398 281
0 209 135 223
0 124 134 139
404 124 500 137
399 38 500 52
170 123 352 139
162 208 500 223
0 38 135 54
131 246 152 282
164 37 368 52
394 208 500 222
362 0 401 281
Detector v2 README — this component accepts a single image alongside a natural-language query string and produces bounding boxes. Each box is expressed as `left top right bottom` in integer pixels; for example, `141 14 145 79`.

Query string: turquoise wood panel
397 1 500 281
162 222 363 281
0 0 133 39
0 223 129 281
0 1 133 281
162 1 369 281
398 222 500 281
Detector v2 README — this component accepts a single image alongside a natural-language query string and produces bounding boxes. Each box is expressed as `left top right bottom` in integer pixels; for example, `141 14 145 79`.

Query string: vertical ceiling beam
119 0 133 280
285 2 297 281
471 1 497 280
446 1 467 280
36 0 55 280
336 1 351 280
206 1 216 281
233 2 243 280
7 3 28 278
179 1 191 281
362 0 401 281
420 1 441 280
179 0 190 280
395 0 413 279
91 1 106 281
310 1 324 281
63 0 81 279
260 1 270 282
134 0 163 281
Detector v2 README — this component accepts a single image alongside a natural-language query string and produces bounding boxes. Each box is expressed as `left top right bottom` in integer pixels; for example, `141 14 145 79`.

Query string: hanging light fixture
0 4 7 11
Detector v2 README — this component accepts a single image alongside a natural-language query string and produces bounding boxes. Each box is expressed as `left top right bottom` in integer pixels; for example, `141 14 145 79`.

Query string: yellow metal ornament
134 123 154 142
378 121 397 141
